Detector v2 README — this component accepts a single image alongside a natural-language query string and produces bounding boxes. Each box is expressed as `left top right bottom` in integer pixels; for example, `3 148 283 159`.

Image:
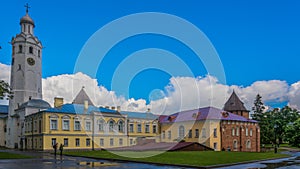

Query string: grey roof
120 111 158 120
72 88 95 106
20 13 35 26
19 99 51 109
224 91 248 112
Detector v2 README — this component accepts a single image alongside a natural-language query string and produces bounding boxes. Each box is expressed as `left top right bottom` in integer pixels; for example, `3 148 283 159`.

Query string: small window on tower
12 58 14 65
28 25 31 34
38 50 41 58
29 47 33 54
18 45 22 53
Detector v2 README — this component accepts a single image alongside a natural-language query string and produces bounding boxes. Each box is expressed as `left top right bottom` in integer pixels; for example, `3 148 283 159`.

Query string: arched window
246 127 249 136
97 119 105 131
236 127 240 136
232 128 235 136
250 128 253 137
38 50 41 57
29 46 33 54
233 140 238 150
246 140 251 149
179 125 185 139
118 120 124 132
109 120 114 132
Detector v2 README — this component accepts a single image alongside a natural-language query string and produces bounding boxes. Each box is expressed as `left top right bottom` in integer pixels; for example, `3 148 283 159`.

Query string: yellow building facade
160 120 221 151
24 104 130 150
121 111 159 145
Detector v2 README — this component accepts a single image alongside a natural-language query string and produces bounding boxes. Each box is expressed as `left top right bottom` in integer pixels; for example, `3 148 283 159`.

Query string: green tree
286 118 300 147
0 80 12 99
258 106 299 145
252 94 265 121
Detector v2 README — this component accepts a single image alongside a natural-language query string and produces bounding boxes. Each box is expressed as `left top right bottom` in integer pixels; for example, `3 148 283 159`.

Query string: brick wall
220 121 260 152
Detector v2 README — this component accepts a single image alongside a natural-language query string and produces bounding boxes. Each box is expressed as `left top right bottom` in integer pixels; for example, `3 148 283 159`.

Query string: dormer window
29 46 33 54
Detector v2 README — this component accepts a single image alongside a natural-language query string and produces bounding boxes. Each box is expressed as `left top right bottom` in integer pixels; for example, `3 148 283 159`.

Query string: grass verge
0 152 32 159
65 150 289 167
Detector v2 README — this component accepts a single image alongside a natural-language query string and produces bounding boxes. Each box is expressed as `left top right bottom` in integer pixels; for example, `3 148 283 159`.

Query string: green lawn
0 152 32 159
65 150 289 167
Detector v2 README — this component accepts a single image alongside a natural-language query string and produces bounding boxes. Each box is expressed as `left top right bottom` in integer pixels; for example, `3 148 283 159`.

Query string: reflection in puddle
252 158 300 169
78 161 119 167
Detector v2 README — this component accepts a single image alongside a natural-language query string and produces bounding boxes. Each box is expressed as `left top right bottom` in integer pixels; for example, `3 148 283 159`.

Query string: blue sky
0 0 300 105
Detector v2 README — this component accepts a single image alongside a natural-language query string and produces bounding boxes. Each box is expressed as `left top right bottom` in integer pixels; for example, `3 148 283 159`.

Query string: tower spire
24 3 30 14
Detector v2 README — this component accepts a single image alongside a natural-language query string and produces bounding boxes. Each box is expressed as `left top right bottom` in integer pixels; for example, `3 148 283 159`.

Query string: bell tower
6 4 43 148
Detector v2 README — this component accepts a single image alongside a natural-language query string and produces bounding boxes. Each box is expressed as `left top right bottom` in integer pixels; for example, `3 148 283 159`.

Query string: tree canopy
252 94 300 147
0 80 12 99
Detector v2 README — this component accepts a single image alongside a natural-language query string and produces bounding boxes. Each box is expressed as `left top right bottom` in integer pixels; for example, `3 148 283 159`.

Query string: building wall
220 120 260 152
127 118 159 145
160 120 221 151
24 111 136 150
0 118 7 147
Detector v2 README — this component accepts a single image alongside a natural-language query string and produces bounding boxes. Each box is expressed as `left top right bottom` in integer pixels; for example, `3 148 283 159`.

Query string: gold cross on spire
24 3 30 14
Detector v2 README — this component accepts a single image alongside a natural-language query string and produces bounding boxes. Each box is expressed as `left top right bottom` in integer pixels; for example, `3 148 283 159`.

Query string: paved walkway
0 149 188 169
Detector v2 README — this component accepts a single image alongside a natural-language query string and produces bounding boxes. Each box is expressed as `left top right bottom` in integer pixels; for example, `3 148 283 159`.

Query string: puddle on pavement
248 158 300 169
78 161 119 167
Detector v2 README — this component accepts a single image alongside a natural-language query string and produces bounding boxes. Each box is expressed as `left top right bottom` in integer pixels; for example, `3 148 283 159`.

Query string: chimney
84 100 89 110
117 106 121 112
54 97 64 108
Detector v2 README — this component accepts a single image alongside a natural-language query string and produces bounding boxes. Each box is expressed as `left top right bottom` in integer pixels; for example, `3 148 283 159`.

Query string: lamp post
274 124 278 153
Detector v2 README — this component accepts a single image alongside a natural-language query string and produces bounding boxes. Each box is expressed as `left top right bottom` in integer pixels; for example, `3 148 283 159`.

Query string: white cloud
0 62 299 113
288 81 300 110
0 63 10 83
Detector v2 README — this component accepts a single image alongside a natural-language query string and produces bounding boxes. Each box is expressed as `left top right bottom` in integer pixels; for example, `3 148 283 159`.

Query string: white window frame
213 128 217 138
129 123 134 133
85 120 91 131
145 124 150 133
61 117 70 130
110 138 114 146
100 138 104 146
109 120 115 132
74 119 81 131
98 119 105 132
178 125 185 139
168 131 171 139
236 127 240 136
75 138 80 147
137 124 142 133
119 138 123 146
153 125 157 133
50 119 58 130
118 120 124 133
64 138 68 147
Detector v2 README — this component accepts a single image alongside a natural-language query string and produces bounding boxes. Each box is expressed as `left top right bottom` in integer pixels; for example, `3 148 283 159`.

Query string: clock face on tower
27 57 35 66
